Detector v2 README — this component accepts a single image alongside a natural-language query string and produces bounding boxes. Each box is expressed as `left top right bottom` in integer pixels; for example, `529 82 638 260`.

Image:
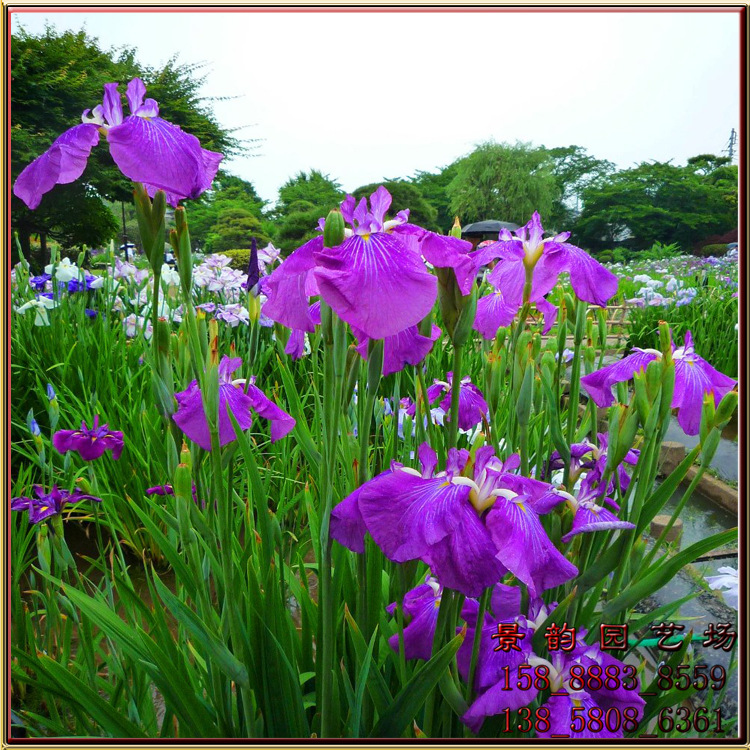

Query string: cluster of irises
12 77 738 739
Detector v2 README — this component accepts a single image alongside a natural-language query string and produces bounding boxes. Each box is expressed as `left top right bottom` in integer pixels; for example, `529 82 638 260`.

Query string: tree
352 180 439 231
10 26 241 268
204 207 271 253
573 158 738 252
274 170 344 252
446 141 558 227
409 164 459 233
185 174 267 250
541 145 615 229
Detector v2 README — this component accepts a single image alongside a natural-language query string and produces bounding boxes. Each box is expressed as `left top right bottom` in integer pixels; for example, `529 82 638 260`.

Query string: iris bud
604 405 622 474
701 428 721 466
615 403 639 466
323 209 345 248
699 393 715 447
173 462 193 501
713 390 738 430
658 321 673 366
633 371 650 425
449 216 462 239
657 360 675 422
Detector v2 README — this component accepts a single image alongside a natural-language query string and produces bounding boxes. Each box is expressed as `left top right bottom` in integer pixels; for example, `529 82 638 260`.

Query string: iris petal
13 124 101 209
107 116 222 205
314 232 437 340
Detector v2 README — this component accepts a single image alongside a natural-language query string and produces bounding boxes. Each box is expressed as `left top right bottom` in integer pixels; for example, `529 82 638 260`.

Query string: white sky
10 8 741 206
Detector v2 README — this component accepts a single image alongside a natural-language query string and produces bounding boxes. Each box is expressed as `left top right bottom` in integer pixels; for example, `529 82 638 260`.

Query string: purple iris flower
354 324 442 377
13 78 222 210
553 476 635 544
395 227 477 295
53 415 124 461
426 372 489 431
581 331 737 435
29 273 52 291
284 302 321 360
68 274 97 293
146 482 203 508
84 308 99 318
331 443 576 597
172 356 295 450
264 187 437 340
11 485 102 524
385 576 444 661
473 212 617 320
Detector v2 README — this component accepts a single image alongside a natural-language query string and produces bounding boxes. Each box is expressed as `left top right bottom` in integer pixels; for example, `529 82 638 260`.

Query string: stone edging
658 441 738 514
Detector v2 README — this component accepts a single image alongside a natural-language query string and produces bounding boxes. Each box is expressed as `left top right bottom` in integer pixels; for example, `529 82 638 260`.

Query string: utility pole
724 128 737 162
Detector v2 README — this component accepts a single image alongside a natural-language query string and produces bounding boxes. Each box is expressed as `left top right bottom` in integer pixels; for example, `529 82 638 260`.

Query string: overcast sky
10 8 741 205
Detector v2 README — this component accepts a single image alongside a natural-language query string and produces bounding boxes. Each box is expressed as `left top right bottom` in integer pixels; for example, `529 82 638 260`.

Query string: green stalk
447 346 464 450
467 587 491 704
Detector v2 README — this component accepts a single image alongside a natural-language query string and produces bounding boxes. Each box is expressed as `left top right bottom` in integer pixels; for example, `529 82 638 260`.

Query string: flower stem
447 346 464 450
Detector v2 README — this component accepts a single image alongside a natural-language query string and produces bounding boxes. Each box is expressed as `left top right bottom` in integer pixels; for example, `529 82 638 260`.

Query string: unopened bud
449 216 462 239
323 209 345 248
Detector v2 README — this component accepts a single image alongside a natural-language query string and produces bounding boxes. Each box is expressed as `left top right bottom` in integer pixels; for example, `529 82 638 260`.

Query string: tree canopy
574 157 738 252
446 141 558 227
352 180 439 231
273 170 344 252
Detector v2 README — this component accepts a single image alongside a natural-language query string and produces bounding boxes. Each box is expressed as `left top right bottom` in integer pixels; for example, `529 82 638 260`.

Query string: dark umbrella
461 220 520 236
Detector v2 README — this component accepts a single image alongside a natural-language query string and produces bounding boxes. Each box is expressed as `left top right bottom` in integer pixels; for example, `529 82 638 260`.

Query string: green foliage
446 141 558 227
185 174 267 251
352 180 438 231
274 170 344 252
638 241 682 261
204 208 271 253
408 164 459 233
541 145 615 229
574 157 738 252
220 248 253 270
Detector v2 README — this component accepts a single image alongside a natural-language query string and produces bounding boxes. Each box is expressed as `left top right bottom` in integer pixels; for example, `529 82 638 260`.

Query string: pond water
663 415 738 483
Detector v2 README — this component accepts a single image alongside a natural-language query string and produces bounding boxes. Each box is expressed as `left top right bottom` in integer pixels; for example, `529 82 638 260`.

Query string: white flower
633 274 653 284
88 274 105 289
705 566 738 610
160 264 181 287
123 313 153 340
45 257 79 283
16 296 58 326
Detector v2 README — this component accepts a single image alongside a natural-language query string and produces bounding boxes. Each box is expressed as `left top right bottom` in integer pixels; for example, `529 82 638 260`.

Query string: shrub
220 248 252 270
694 243 729 258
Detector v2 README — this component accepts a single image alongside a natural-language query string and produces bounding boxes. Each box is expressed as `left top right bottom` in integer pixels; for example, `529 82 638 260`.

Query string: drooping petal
331 478 384 554
535 297 558 334
13 123 101 209
580 350 660 407
672 355 737 435
387 586 441 661
355 324 441 377
420 232 476 295
473 290 519 340
561 502 635 544
313 232 437 340
547 242 618 307
107 116 222 204
437 379 489 432
263 236 323 332
485 498 578 596
245 383 296 442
